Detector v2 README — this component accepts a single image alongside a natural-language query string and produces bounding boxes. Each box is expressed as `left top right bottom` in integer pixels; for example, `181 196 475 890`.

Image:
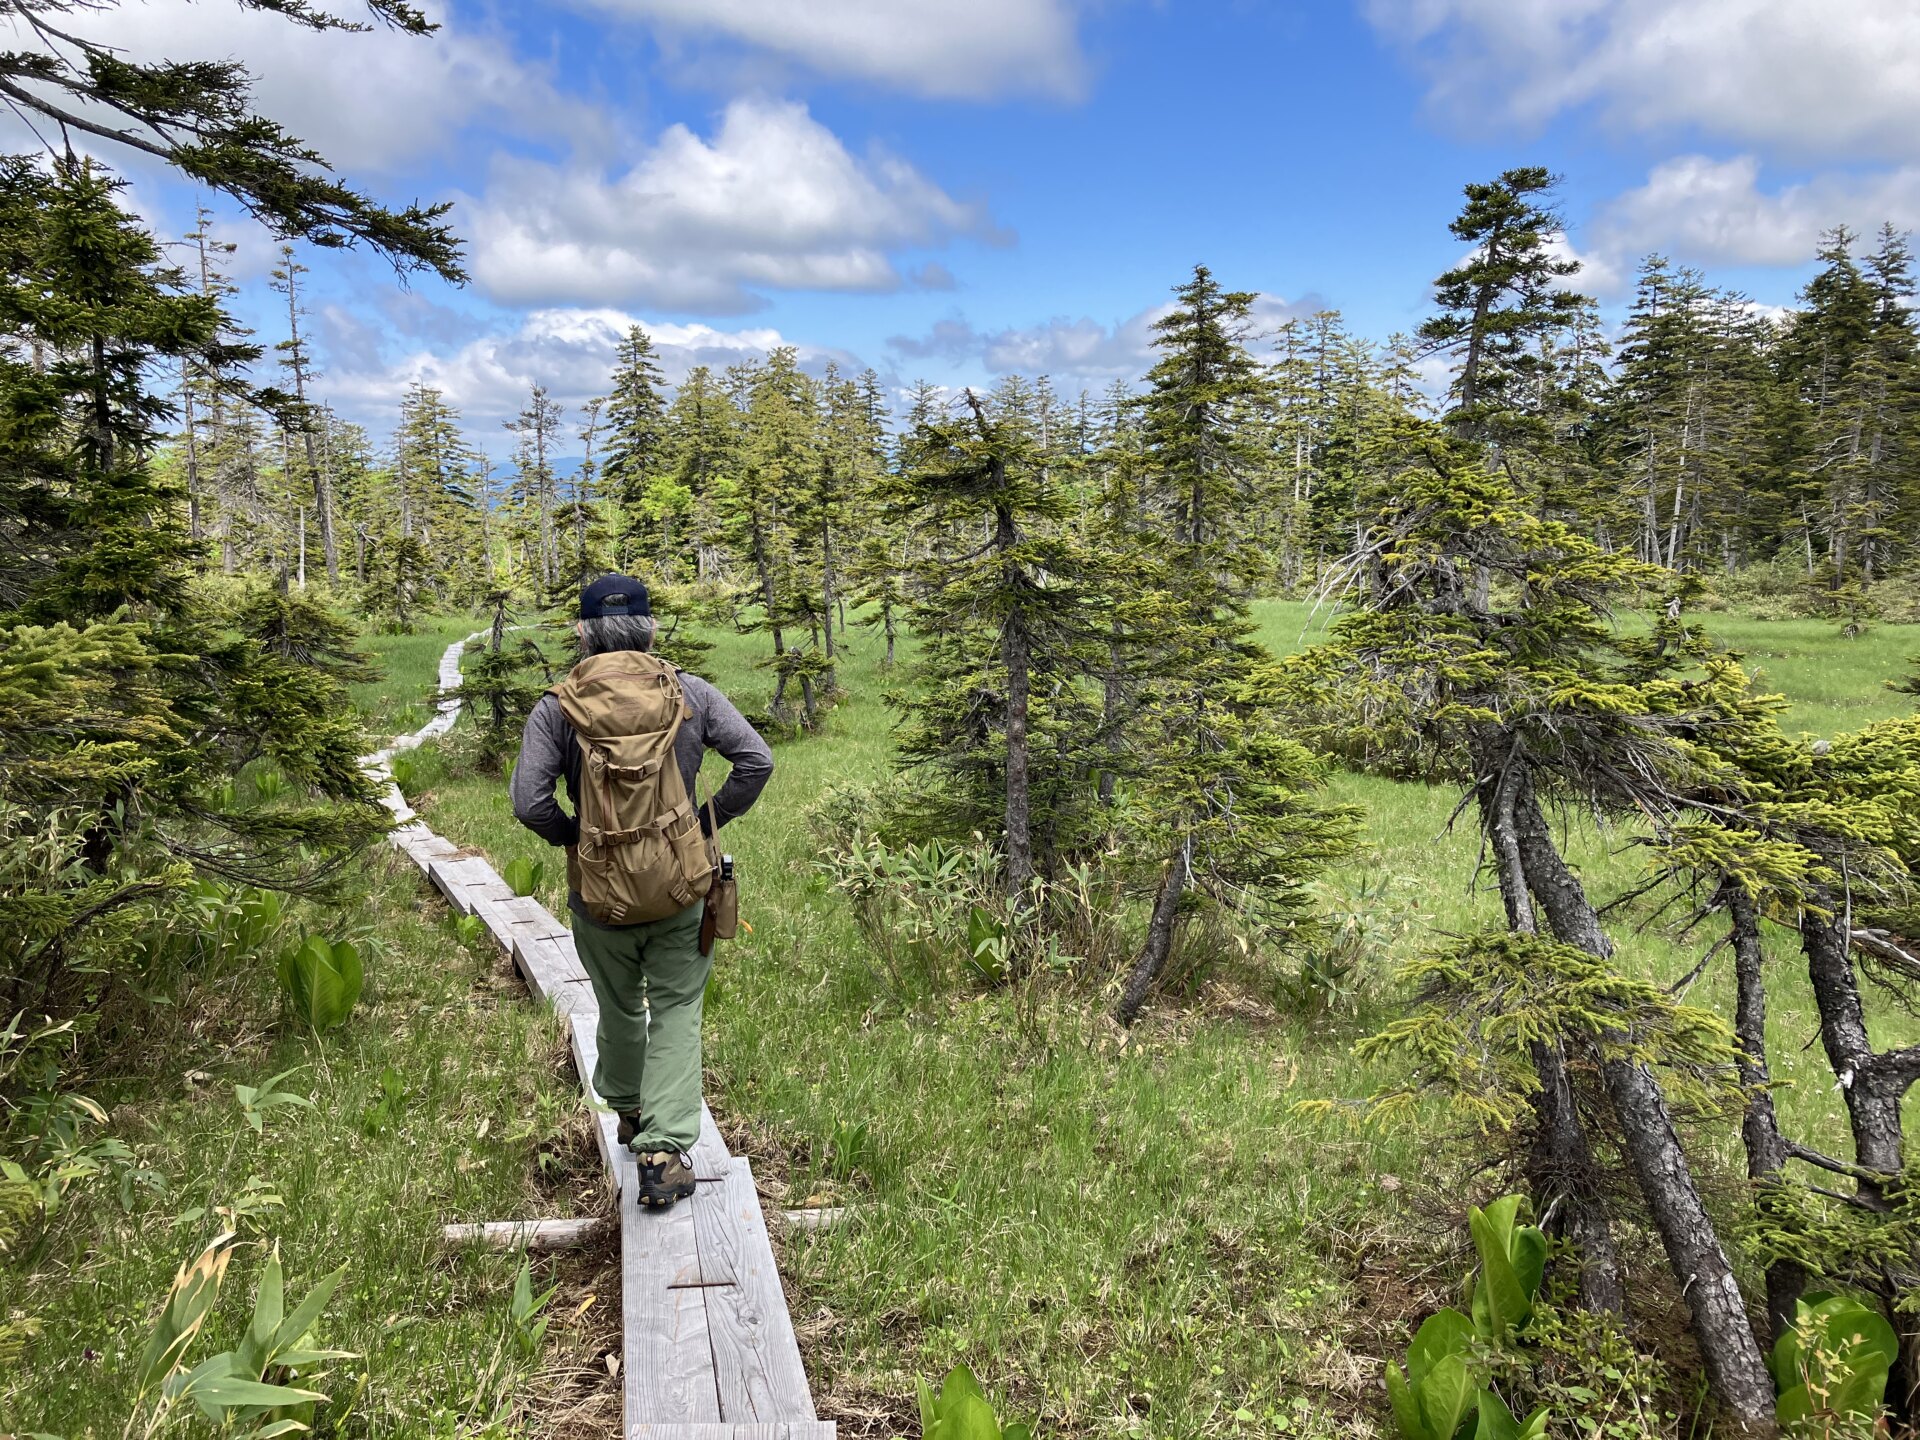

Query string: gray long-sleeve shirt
510 670 773 922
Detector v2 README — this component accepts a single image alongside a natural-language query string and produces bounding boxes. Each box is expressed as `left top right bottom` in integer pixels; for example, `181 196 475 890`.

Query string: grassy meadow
10 603 1913 1439
401 602 1920 1439
2 623 619 1439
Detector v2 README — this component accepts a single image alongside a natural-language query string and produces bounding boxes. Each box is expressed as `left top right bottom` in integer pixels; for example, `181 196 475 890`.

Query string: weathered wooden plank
427 856 496 914
623 1183 722 1425
780 1207 851 1232
691 1103 731 1183
627 1427 836 1440
704 1161 817 1424
569 1012 624 1183
683 1161 740 1287
443 1217 606 1251
499 894 571 942
514 933 590 1008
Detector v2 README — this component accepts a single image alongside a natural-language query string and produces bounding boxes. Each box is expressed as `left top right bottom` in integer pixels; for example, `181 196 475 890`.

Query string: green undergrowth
404 602 1920 1438
2 622 604 1438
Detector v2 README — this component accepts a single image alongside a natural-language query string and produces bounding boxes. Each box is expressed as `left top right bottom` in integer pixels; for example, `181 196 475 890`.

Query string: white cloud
319 305 854 445
1366 0 1920 160
888 292 1323 388
0 0 599 174
582 0 1086 99
1595 155 1920 269
466 98 1001 312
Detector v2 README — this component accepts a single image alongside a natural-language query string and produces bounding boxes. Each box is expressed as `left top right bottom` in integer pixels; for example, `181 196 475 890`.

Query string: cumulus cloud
319 305 855 444
466 98 1003 312
0 0 599 174
1594 155 1920 269
582 0 1086 99
1365 0 1920 160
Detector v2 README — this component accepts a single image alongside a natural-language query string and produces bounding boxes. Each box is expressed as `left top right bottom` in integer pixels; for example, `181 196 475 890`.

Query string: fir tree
1281 454 1778 1422
0 159 383 1016
0 0 463 279
1115 267 1358 1024
1417 167 1585 454
270 244 337 581
893 384 1112 899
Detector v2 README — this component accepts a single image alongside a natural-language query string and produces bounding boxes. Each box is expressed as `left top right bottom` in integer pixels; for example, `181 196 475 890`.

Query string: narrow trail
360 635 833 1440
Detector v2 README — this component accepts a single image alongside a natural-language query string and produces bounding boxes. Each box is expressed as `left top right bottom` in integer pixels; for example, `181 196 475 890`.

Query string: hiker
511 574 773 1208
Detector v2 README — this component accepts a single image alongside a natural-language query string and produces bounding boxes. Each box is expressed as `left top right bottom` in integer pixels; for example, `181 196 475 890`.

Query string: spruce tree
892 383 1111 900
601 325 671 556
1115 266 1357 1024
0 0 463 279
270 244 337 581
1417 167 1585 454
1282 454 1778 1421
0 158 382 1015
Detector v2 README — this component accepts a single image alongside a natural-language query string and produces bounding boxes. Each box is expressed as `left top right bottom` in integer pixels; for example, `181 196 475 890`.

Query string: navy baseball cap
580 573 651 619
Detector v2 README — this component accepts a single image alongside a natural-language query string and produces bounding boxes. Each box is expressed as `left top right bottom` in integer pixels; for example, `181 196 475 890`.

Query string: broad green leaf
942 1391 1004 1440
1517 1407 1550 1440
185 1374 327 1406
941 1364 988 1408
1476 1197 1520 1257
1407 1309 1474 1385
1385 1362 1433 1440
1417 1353 1478 1440
1828 1351 1891 1417
1473 1389 1518 1440
1774 1383 1815 1430
1507 1225 1546 1303
1469 1209 1530 1337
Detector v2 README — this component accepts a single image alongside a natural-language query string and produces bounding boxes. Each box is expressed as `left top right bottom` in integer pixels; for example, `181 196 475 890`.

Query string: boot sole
637 1180 696 1208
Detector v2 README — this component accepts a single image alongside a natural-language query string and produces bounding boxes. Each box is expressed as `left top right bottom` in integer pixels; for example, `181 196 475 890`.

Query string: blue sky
18 0 1920 449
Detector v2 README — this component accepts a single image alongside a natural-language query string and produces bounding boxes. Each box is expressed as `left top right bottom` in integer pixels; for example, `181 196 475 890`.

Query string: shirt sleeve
691 679 774 832
510 694 579 847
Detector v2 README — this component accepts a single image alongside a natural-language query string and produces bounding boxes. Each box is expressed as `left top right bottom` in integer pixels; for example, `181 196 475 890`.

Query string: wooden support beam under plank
628 1427 836 1440
444 1217 607 1251
702 1161 818 1425
623 1182 722 1426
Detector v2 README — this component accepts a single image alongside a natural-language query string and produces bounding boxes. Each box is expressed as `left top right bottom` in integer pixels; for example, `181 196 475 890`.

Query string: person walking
512 574 773 1208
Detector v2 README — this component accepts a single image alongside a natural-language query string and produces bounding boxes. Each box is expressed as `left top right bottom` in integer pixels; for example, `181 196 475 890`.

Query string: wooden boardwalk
364 636 831 1440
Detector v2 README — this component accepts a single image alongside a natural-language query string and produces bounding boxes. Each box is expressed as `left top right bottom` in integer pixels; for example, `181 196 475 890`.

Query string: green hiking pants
570 898 710 1154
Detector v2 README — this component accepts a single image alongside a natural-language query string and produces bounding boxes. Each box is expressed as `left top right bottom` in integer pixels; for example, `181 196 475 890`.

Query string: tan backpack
550 651 717 927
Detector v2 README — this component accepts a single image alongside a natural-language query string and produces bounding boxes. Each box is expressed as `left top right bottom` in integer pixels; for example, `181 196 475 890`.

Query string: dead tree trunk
1475 739 1626 1314
1510 781 1776 1429
1723 882 1806 1340
1117 840 1187 1026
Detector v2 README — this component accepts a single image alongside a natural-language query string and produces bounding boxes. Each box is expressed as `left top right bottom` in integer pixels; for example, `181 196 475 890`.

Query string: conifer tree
1282 455 1778 1422
505 383 564 596
721 350 820 725
1418 167 1585 454
270 244 337 580
0 0 463 280
0 158 382 1016
892 384 1112 897
1115 266 1357 1024
601 325 670 554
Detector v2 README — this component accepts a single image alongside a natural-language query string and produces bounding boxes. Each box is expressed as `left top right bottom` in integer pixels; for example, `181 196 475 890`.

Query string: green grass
22 603 1907 1439
1 639 609 1439
411 601 1920 1438
346 613 489 737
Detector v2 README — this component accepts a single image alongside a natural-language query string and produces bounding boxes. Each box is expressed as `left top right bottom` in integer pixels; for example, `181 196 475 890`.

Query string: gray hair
579 612 656 656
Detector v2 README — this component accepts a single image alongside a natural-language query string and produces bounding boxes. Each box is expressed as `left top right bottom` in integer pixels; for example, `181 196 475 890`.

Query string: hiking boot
635 1150 696 1208
616 1111 643 1149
